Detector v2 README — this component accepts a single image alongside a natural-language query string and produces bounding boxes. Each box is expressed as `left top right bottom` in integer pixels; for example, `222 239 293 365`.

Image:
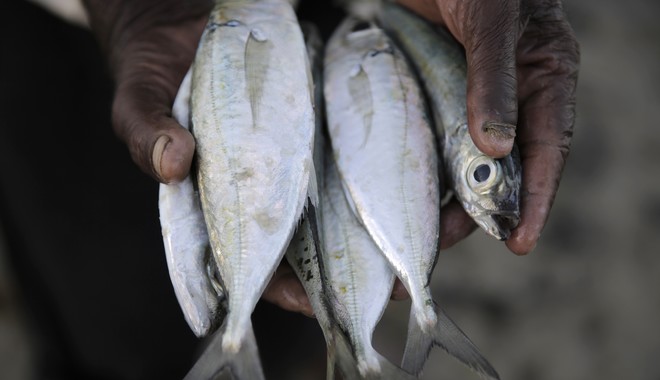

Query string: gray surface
2 0 660 379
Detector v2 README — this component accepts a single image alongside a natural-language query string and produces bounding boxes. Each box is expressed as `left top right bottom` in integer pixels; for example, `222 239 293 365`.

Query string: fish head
457 147 522 240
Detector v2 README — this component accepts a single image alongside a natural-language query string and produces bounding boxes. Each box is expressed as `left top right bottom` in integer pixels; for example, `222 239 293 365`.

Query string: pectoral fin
245 29 273 129
348 65 374 147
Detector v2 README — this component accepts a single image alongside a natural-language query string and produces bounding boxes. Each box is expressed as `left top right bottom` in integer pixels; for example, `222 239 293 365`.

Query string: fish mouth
476 213 520 241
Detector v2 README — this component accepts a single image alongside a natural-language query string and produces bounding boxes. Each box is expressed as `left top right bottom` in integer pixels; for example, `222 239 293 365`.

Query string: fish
320 155 417 379
299 21 326 195
379 2 521 241
287 22 414 379
183 0 316 378
285 209 362 380
159 70 225 338
324 16 499 379
283 22 356 379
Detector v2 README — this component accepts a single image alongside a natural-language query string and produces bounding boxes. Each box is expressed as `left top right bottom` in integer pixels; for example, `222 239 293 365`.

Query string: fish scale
159 70 225 339
325 14 500 380
321 154 403 377
183 0 316 378
286 22 415 380
324 16 440 335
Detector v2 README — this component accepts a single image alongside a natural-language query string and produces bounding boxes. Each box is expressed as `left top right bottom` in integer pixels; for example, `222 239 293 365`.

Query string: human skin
82 0 578 313
397 0 580 255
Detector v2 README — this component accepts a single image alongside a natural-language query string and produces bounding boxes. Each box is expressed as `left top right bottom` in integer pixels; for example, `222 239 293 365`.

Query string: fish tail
328 326 415 379
374 352 418 380
401 308 434 376
184 320 264 380
326 327 361 380
402 304 500 380
326 347 336 380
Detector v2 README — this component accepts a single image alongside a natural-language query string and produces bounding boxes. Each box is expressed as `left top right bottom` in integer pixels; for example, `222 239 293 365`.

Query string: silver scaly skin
326 15 499 380
184 0 316 378
320 155 416 379
286 209 363 380
379 3 521 241
286 22 354 379
299 21 326 199
325 16 441 337
289 23 413 379
158 70 226 339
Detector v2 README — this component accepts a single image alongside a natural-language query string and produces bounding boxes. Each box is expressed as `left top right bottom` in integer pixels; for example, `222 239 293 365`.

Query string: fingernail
152 135 171 181
483 121 516 152
483 121 516 140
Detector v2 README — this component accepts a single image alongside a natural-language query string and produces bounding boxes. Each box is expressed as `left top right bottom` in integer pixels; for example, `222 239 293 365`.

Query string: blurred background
1 0 659 379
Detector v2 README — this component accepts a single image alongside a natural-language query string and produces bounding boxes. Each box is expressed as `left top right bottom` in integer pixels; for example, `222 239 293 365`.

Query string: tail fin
326 327 361 380
184 321 264 380
402 304 500 380
375 353 418 380
329 326 415 380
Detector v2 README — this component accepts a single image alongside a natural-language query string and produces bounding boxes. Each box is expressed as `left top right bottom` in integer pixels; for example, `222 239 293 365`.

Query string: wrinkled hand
398 0 580 255
83 0 209 183
82 0 318 315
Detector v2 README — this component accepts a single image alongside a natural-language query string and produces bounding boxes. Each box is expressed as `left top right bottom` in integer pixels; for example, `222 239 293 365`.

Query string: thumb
112 79 195 184
452 0 521 158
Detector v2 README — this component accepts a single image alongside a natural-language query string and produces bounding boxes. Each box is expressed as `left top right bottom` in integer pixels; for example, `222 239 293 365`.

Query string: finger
437 0 521 158
109 16 207 184
262 262 314 317
506 142 564 255
113 79 195 183
440 198 477 250
506 9 579 255
390 279 410 301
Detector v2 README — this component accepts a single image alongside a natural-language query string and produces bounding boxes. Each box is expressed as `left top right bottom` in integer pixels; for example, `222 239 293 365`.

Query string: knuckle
520 138 570 164
520 2 581 76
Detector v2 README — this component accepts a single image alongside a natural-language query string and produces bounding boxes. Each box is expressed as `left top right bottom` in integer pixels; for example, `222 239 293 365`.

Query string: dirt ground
2 0 660 379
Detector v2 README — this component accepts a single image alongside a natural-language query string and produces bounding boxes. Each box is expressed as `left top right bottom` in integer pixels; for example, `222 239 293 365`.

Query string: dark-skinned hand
398 0 580 255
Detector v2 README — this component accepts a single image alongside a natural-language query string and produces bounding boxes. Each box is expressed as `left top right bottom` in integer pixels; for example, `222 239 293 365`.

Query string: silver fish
324 17 439 329
288 22 413 379
286 210 362 380
159 70 225 338
320 155 416 379
379 3 521 241
325 17 499 379
184 0 316 378
284 22 353 380
300 21 326 196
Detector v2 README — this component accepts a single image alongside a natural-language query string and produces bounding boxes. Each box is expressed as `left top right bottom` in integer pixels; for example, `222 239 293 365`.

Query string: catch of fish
158 0 521 379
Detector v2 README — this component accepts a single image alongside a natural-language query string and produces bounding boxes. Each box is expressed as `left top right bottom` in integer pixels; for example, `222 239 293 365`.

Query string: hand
398 0 580 255
83 0 209 183
82 0 317 315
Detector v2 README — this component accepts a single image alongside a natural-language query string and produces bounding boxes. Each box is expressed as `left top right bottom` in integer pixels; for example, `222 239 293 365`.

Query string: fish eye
473 164 491 183
467 156 500 192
